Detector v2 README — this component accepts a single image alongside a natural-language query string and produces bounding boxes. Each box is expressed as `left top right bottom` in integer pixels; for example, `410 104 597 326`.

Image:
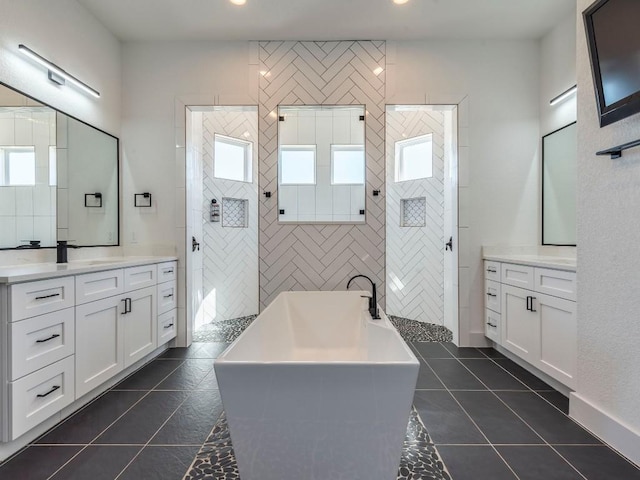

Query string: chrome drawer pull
486 322 497 328
36 334 61 343
164 323 174 329
486 292 497 297
486 268 497 273
164 269 174 274
163 293 174 298
37 385 60 398
35 293 60 300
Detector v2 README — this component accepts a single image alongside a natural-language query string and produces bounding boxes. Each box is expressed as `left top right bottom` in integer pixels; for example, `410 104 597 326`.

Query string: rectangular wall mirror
277 105 366 223
542 122 576 246
0 81 119 249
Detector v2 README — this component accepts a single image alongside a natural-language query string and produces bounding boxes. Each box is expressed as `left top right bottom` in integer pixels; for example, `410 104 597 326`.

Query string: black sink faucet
56 240 79 264
346 274 380 319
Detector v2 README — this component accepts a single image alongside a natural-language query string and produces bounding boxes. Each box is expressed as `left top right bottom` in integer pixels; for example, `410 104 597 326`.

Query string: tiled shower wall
386 108 446 324
258 41 386 309
201 108 259 322
0 107 56 248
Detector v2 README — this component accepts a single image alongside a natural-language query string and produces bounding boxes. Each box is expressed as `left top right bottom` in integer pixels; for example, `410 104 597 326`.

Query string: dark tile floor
0 342 638 480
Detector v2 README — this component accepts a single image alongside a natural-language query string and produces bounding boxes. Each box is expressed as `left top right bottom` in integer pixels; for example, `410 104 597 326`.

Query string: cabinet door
124 286 157 368
75 296 124 398
536 293 577 389
501 285 538 363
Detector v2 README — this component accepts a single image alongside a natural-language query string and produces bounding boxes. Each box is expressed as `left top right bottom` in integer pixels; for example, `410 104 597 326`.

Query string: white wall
540 11 577 136
0 0 121 266
122 39 541 346
388 40 541 345
0 0 121 135
122 41 256 345
571 0 640 465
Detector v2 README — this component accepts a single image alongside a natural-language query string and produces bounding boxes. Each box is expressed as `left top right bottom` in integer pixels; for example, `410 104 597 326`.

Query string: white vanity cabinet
484 259 577 389
483 261 501 342
5 277 77 440
0 257 177 443
156 261 177 345
75 264 159 397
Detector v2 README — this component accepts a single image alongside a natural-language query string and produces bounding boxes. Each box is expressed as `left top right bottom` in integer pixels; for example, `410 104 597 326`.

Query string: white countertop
0 256 178 284
483 253 576 271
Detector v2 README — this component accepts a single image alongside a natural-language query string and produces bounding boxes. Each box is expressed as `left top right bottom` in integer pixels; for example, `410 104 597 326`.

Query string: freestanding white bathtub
214 291 419 480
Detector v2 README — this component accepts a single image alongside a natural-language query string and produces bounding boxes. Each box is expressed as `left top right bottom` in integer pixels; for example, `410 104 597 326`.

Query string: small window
395 134 433 182
214 134 252 182
0 146 36 186
331 145 365 185
49 146 57 186
280 145 316 185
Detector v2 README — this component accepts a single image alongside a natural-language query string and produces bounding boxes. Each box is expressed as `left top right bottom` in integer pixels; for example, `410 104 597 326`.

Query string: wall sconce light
550 85 577 106
18 44 101 98
134 192 152 207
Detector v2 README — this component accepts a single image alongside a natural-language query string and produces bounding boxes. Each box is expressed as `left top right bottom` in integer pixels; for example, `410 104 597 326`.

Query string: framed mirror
0 81 119 249
277 105 366 223
542 122 576 246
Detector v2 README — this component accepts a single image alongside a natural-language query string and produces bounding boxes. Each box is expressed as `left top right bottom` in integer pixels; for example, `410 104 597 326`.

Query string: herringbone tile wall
258 41 386 309
202 108 259 321
386 108 445 324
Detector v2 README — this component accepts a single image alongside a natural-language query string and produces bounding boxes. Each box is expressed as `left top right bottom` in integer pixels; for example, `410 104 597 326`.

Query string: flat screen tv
583 0 640 127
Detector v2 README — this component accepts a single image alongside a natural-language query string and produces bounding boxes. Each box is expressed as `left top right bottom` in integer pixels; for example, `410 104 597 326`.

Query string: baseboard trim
570 392 640 467
464 332 491 348
494 344 572 396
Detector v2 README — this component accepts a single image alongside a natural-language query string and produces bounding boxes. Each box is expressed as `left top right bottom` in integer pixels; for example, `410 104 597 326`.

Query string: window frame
279 144 317 186
213 133 253 183
0 146 37 186
330 144 366 186
394 133 433 183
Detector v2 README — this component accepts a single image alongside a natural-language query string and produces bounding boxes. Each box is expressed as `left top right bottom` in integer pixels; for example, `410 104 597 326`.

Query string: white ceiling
76 0 576 42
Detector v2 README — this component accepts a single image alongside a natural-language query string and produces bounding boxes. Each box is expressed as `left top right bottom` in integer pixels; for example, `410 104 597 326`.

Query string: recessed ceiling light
230 0 246 5
393 0 410 4
373 66 384 76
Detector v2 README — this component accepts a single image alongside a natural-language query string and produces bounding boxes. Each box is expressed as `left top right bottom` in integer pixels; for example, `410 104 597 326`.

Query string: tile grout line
473 349 640 471
475 348 575 416
411 344 524 480
476 351 640 471
113 358 220 480
444 346 589 480
42 357 190 480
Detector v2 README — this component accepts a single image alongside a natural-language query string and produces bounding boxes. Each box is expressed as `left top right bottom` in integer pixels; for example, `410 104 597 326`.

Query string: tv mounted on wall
584 0 640 127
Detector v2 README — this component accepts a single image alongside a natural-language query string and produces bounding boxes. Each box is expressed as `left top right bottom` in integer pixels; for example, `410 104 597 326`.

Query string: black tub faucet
346 274 380 319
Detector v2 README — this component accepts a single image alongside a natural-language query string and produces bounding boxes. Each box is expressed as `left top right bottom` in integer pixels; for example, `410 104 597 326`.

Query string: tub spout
346 274 380 319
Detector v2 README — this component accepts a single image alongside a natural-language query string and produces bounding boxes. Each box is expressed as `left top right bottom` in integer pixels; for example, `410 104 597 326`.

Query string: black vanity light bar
18 44 101 98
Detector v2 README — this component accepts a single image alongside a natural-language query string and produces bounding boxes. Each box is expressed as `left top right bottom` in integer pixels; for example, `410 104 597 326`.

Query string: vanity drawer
485 280 501 313
485 309 501 343
534 268 576 301
158 309 177 345
484 261 501 282
124 264 157 291
9 355 75 440
9 308 75 381
157 262 177 284
157 281 177 315
76 269 124 305
10 277 75 322
501 263 534 290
